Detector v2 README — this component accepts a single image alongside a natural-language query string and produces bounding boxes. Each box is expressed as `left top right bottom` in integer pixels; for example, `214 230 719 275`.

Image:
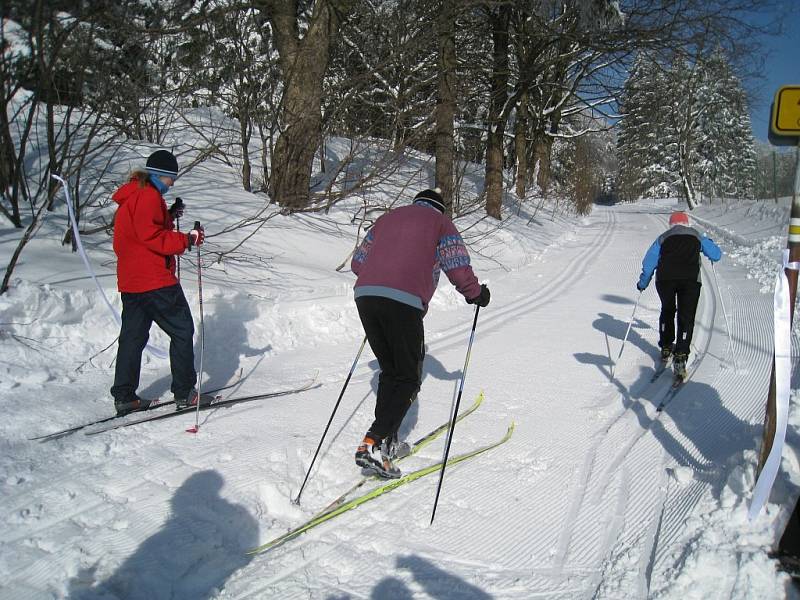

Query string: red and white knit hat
669 211 689 226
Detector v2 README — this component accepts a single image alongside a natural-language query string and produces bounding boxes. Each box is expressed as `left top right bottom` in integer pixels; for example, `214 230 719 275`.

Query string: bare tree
1 2 120 294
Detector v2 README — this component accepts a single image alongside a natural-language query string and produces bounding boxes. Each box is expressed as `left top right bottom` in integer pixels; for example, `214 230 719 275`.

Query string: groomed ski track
225 203 772 598
0 201 775 599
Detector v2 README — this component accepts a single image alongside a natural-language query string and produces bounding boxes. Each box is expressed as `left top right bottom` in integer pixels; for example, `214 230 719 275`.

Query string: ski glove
168 198 184 219
636 282 646 292
467 284 491 307
188 227 205 248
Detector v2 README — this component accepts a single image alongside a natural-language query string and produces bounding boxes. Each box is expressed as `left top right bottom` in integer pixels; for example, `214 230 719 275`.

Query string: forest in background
1 0 795 293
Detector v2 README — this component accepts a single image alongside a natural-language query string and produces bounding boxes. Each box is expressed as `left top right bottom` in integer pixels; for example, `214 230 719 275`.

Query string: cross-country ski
249 421 515 555
85 377 319 435
29 371 245 442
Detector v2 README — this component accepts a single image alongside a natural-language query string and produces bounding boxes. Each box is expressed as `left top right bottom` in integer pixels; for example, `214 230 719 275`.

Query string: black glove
168 197 185 219
467 284 491 307
636 282 645 292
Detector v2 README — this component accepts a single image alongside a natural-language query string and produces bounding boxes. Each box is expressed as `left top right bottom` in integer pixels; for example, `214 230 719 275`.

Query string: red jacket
112 180 188 293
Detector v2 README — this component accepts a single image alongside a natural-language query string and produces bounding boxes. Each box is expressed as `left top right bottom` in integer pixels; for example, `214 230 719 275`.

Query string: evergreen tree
617 56 680 200
617 49 757 204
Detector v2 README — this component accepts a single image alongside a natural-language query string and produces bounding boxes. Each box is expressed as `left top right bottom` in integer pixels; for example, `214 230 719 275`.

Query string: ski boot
114 395 152 417
673 353 688 383
660 346 673 363
386 431 411 459
355 435 400 479
174 388 215 411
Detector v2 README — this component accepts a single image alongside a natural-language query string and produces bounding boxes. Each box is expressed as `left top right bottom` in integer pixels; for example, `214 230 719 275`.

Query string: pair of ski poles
167 196 209 433
293 305 482 526
169 199 207 432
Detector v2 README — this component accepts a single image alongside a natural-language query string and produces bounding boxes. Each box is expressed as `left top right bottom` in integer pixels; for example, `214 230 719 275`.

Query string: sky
746 2 800 143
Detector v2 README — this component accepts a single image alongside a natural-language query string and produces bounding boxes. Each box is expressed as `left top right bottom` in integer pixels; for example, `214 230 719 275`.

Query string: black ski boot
660 346 673 363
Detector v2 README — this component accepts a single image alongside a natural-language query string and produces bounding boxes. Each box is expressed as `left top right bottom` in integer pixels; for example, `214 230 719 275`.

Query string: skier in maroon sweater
350 188 490 478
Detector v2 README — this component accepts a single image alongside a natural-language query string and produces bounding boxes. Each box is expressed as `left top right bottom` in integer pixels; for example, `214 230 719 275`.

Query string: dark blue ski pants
111 284 196 402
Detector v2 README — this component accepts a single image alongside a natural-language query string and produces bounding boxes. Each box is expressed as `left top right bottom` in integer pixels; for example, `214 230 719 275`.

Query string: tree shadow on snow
65 470 257 600
599 293 637 305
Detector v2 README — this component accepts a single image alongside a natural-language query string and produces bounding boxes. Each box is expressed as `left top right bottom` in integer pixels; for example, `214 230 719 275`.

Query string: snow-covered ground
1 151 799 598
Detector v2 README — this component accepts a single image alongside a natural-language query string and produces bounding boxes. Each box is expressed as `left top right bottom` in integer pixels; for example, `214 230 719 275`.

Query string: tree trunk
514 91 528 200
678 140 698 209
263 0 353 210
269 62 324 209
240 111 252 192
434 0 457 215
484 6 511 220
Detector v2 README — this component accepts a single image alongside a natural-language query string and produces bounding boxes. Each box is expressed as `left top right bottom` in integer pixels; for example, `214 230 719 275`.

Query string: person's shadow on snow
571 352 756 481
641 378 758 477
326 554 492 600
592 311 655 363
139 292 270 400
201 292 271 388
369 555 492 599
66 470 256 600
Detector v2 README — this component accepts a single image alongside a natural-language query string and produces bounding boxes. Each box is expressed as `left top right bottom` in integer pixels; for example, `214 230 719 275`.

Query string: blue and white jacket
638 224 722 290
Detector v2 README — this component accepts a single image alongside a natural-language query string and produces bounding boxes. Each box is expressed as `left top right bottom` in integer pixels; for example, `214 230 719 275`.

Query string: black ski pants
355 296 424 442
111 284 196 402
655 279 701 356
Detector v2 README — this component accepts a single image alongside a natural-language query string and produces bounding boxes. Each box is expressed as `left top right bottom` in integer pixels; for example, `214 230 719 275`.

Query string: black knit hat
146 150 179 179
413 188 446 213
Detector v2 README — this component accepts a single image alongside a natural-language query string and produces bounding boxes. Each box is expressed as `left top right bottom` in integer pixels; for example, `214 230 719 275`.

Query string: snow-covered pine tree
617 49 757 205
617 55 680 201
703 51 757 200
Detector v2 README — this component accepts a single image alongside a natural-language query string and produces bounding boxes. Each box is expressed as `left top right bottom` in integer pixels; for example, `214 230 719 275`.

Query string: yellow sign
771 85 800 136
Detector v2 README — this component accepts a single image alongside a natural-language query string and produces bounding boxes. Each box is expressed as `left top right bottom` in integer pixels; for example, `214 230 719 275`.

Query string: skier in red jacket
110 150 209 416
350 188 490 478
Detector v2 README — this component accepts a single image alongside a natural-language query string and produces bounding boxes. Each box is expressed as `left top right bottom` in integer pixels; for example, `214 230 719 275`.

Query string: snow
1 150 799 598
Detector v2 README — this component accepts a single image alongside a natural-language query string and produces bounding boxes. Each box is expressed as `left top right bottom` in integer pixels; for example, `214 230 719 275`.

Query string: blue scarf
148 173 169 195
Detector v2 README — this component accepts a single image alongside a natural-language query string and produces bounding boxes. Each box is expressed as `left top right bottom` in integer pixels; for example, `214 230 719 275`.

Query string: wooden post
758 142 800 474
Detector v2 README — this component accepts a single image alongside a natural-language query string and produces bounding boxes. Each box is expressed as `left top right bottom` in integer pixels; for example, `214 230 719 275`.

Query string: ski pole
187 221 205 434
711 262 731 339
293 336 368 505
610 291 641 379
711 261 734 367
430 304 480 525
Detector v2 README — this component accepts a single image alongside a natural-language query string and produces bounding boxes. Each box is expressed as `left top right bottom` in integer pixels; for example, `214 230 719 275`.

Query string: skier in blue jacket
637 211 722 380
